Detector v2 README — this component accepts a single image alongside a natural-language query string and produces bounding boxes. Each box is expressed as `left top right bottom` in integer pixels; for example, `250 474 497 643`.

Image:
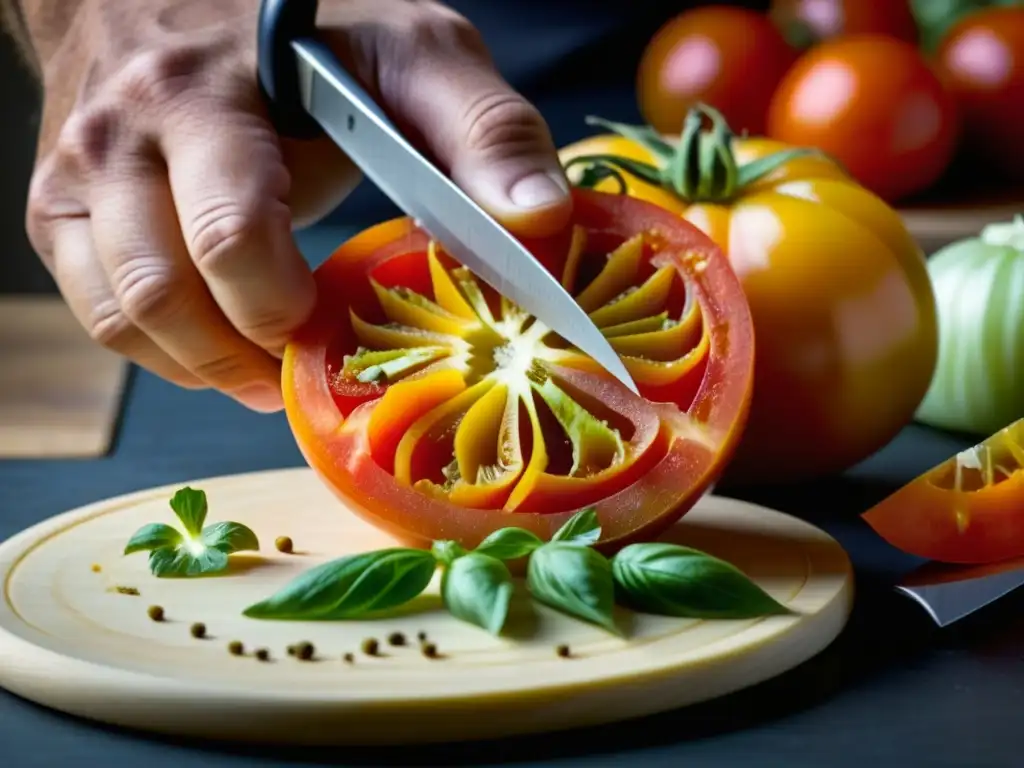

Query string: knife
895 557 1024 627
255 0 638 395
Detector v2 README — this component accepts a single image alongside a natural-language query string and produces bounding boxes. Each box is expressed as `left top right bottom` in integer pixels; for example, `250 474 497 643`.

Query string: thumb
374 16 573 237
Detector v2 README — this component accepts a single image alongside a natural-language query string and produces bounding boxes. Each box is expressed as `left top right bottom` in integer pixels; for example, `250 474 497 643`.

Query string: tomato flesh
862 419 1024 564
282 189 754 552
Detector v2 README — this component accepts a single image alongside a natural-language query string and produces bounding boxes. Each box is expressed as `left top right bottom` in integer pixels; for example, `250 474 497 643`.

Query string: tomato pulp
282 189 755 552
863 419 1024 564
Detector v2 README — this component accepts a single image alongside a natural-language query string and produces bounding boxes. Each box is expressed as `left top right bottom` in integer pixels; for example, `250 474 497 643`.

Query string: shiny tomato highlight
637 5 798 137
863 419 1024 564
936 7 1024 180
282 189 755 552
767 34 960 202
770 0 919 46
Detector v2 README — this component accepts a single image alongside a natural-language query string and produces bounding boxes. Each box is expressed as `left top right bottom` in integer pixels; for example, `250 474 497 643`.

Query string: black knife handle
257 0 323 139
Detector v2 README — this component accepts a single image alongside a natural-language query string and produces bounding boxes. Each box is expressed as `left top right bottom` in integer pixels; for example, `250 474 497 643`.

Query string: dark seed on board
342 652 355 664
387 631 406 647
147 605 165 622
361 638 379 656
255 648 270 662
556 644 571 658
228 640 245 656
295 641 315 661
421 642 439 659
417 630 428 642
190 622 207 639
274 536 294 554
115 586 140 596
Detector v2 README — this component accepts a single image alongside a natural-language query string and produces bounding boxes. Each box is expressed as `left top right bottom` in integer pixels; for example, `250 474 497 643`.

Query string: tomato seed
228 641 244 656
361 638 379 656
190 622 207 639
147 605 165 622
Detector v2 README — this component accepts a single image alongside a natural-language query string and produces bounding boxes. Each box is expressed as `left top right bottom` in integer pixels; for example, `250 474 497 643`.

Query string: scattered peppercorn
417 630 428 642
274 536 294 554
147 605 165 622
228 640 244 656
114 586 140 596
421 642 439 659
295 641 315 661
556 644 571 658
361 637 379 656
286 644 297 656
255 648 270 662
342 652 355 664
387 631 406 647
190 622 207 639
90 563 102 573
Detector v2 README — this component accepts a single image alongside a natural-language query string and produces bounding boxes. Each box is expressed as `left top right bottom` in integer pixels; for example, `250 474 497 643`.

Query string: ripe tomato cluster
636 1 1024 204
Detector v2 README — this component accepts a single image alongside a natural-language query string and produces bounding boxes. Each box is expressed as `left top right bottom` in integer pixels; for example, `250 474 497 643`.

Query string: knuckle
187 199 266 273
115 45 206 108
112 260 183 327
398 5 485 55
56 106 125 175
85 300 137 350
461 92 546 156
189 353 252 387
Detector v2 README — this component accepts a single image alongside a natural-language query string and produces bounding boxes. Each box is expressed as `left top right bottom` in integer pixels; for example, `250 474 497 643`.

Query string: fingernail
509 171 569 211
232 383 285 413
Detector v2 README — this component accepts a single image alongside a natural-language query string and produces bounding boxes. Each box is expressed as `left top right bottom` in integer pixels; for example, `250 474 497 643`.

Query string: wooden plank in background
0 295 129 458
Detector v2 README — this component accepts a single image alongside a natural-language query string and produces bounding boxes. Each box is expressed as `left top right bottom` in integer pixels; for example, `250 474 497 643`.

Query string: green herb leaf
149 545 229 578
200 521 260 554
474 527 544 560
441 552 514 635
611 543 791 619
431 539 468 566
242 548 436 620
169 487 208 538
123 523 183 555
527 542 618 633
550 508 601 546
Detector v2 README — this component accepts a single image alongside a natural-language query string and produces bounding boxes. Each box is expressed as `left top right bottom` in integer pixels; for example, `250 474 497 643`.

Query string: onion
915 215 1024 435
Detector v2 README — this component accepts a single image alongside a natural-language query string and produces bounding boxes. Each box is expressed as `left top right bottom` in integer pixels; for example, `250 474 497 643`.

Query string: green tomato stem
566 104 825 205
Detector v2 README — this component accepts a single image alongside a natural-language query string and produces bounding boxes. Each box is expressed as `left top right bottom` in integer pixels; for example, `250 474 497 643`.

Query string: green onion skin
915 218 1024 436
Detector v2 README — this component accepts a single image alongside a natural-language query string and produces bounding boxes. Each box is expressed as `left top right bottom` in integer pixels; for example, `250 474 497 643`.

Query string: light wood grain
0 467 854 746
0 295 128 458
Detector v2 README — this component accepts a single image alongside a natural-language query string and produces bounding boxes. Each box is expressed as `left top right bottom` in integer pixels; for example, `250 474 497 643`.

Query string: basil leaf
474 527 543 560
611 543 791 619
123 523 183 555
527 542 618 633
200 521 260 554
441 552 513 635
550 508 601 546
243 548 436 620
149 545 229 578
431 539 467 566
169 487 208 538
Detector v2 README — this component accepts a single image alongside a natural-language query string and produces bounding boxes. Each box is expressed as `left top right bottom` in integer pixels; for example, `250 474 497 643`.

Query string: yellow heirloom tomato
559 106 938 483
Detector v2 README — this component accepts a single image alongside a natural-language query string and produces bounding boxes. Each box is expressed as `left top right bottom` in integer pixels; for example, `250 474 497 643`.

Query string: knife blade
894 557 1024 627
255 0 637 394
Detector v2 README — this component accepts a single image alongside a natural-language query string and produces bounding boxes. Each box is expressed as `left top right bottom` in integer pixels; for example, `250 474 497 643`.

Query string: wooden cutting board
0 467 854 746
0 295 129 458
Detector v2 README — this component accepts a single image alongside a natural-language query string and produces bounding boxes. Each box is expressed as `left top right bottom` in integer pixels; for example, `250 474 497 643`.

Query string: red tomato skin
637 6 798 137
936 8 1024 179
281 189 755 554
771 0 918 45
767 35 960 202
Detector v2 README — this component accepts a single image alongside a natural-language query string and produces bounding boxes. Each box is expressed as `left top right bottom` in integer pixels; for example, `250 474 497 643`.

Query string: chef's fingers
48 215 207 389
86 151 286 412
160 103 317 358
358 3 573 237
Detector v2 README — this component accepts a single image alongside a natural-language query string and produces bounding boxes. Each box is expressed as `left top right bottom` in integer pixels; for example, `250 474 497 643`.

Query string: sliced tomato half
282 188 755 552
862 419 1024 564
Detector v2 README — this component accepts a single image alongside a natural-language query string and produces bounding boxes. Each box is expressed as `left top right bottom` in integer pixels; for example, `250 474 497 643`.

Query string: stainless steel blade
291 39 638 394
895 560 1024 627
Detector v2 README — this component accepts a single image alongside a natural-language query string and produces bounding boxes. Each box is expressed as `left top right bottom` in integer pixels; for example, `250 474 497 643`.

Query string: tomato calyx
562 104 822 204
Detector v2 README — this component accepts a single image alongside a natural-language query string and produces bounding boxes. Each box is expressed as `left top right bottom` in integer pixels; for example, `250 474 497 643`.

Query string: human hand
22 0 571 412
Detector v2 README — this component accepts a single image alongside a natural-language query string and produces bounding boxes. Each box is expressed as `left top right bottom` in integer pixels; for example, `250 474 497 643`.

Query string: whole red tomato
936 7 1024 179
637 6 798 137
770 0 919 46
767 35 959 202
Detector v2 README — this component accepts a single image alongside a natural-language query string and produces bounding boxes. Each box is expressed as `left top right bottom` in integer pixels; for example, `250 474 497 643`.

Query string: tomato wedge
862 419 1024 564
282 188 754 552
